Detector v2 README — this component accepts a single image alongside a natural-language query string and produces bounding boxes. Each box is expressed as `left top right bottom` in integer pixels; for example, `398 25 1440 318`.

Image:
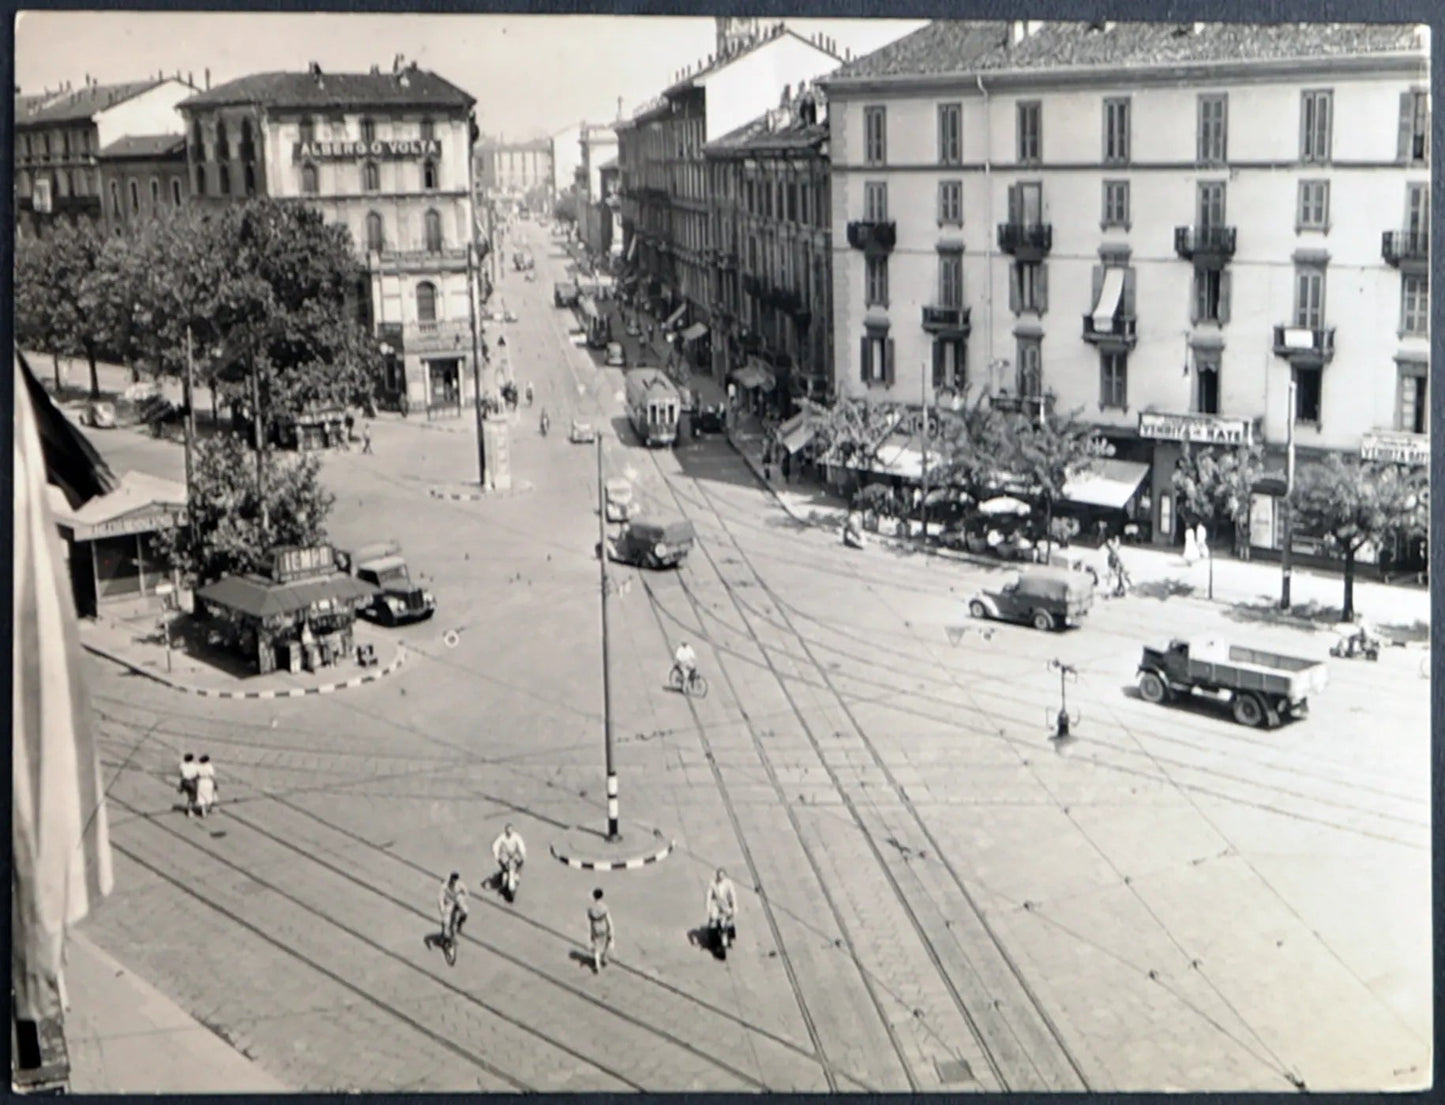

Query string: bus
577 294 610 349
625 369 682 447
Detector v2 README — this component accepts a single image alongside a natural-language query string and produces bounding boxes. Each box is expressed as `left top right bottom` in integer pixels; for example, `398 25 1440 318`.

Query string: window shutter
1397 92 1413 162
1009 265 1021 313
1091 265 1104 307
1298 92 1309 160
1123 268 1136 317
1191 270 1203 325
1007 183 1019 224
1037 263 1049 314
884 338 896 387
1218 270 1232 324
932 340 945 388
860 336 871 383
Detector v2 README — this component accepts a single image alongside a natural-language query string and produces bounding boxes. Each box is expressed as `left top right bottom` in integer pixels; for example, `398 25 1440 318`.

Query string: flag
12 351 114 1021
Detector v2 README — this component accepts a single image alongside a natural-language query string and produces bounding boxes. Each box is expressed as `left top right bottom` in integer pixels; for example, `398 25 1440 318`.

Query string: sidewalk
64 931 290 1092
81 611 407 699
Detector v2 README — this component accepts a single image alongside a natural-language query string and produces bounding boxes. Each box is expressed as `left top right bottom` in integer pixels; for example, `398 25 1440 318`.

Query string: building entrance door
427 359 462 418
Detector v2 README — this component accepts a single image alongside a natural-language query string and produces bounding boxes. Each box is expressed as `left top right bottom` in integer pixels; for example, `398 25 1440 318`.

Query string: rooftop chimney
205 67 211 90
188 71 194 88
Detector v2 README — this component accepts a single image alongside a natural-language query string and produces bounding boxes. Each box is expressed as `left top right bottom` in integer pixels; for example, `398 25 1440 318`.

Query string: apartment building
14 76 196 239
704 86 832 411
96 134 188 234
178 61 481 414
616 19 842 351
822 20 1429 558
476 135 554 213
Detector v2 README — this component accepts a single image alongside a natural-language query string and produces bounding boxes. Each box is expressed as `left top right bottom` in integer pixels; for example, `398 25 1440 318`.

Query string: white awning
733 364 775 391
778 411 818 455
680 322 709 342
1062 458 1150 510
1280 327 1316 350
664 305 687 329
1091 267 1126 329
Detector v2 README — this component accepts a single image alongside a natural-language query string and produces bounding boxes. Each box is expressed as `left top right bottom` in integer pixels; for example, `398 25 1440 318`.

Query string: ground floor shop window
428 359 461 407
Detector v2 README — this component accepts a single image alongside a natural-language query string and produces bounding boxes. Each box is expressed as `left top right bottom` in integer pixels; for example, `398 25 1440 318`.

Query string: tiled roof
97 133 187 159
17 80 169 125
180 68 473 111
705 112 827 156
828 19 1424 81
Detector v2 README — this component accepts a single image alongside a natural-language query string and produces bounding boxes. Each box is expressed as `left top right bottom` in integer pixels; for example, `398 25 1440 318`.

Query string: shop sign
1138 412 1253 445
293 138 442 162
272 545 335 584
1248 493 1276 550
79 508 183 540
1360 431 1430 466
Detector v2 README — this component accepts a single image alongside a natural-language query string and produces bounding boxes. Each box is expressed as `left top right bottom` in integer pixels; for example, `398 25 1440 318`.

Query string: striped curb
429 481 533 502
82 641 406 699
549 835 675 871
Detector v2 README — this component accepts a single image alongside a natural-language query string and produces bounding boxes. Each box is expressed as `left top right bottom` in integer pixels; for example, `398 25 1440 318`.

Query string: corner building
822 20 1429 567
179 63 482 414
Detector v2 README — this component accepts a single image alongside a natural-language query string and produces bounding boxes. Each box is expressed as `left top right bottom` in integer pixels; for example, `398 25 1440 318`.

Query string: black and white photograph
10 9 1432 1094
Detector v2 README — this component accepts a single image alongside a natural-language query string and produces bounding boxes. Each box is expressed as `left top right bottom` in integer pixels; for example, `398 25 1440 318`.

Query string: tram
625 369 682 447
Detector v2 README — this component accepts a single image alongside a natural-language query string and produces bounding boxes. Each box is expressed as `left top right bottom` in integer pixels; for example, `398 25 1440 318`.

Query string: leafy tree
932 396 1012 505
1006 408 1113 557
13 220 112 397
1171 440 1268 570
812 397 905 469
1290 454 1427 620
156 434 335 586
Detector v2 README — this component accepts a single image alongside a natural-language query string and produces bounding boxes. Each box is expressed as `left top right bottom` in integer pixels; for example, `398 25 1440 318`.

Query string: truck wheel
968 599 987 619
1031 609 1054 632
1138 671 1169 704
1231 692 1265 728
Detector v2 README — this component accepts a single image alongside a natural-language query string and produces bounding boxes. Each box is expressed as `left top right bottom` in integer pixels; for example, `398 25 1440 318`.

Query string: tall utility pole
596 435 619 840
919 365 930 541
1279 376 1297 610
467 242 488 488
183 327 198 548
250 349 268 535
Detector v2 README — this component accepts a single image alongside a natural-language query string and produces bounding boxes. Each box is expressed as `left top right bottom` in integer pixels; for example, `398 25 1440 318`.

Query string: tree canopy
14 220 113 397
1171 441 1267 559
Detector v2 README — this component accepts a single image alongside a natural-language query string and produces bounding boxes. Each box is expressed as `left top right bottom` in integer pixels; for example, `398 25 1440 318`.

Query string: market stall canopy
1061 458 1150 510
732 363 775 391
197 572 378 619
46 470 187 541
777 410 820 455
840 429 943 481
680 322 709 342
664 304 687 329
978 495 1032 516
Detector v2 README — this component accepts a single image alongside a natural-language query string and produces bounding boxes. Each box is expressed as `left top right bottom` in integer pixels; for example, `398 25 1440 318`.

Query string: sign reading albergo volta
293 138 442 162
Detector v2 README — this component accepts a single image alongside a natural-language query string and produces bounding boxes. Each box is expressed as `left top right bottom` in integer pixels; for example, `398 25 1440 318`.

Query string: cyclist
673 641 698 685
491 823 527 883
539 408 550 436
438 872 470 942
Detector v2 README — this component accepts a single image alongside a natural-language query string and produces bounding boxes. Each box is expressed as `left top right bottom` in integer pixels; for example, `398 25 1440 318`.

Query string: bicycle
439 904 465 966
668 663 709 698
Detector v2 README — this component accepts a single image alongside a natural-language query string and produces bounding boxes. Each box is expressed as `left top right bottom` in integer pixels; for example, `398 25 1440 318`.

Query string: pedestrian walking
762 443 773 482
195 755 218 818
586 887 615 971
362 422 373 454
781 450 791 483
177 753 199 818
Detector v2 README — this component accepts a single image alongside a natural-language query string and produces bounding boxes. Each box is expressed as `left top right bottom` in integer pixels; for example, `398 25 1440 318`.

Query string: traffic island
429 480 534 502
549 825 676 872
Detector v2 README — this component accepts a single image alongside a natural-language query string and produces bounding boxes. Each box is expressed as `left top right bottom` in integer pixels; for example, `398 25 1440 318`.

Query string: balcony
921 304 972 335
407 318 472 352
1082 314 1138 349
1174 225 1236 266
846 220 897 254
990 391 1056 419
1382 230 1429 270
370 245 470 272
996 222 1052 259
1272 324 1335 364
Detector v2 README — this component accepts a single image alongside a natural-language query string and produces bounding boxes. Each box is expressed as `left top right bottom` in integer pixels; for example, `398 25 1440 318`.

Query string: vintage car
569 418 598 444
335 542 436 626
694 403 727 434
609 517 696 569
1137 637 1328 728
605 341 626 367
80 400 117 428
968 567 1094 631
604 477 634 522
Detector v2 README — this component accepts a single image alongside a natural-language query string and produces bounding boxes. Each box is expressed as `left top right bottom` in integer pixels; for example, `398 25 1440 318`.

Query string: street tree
13 220 112 397
932 396 1012 505
811 398 905 471
1006 408 1112 557
1170 441 1268 597
1290 454 1428 621
157 434 336 586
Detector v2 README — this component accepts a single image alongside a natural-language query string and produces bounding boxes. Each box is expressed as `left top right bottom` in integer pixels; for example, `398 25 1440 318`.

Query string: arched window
244 163 256 195
150 178 160 207
363 161 380 191
415 281 438 322
422 159 438 190
424 209 443 252
172 178 183 205
361 116 376 143
195 165 206 196
129 179 140 213
110 180 121 216
366 211 385 252
219 164 231 195
215 119 229 160
192 120 205 159
301 162 318 195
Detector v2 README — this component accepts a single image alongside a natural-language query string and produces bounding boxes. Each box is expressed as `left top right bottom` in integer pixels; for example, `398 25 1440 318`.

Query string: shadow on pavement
1223 598 1341 632
685 926 727 960
567 949 597 972
1131 578 1198 602
162 614 264 680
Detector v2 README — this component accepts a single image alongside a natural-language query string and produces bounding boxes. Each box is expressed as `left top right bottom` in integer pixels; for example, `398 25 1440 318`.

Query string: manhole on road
934 1058 975 1084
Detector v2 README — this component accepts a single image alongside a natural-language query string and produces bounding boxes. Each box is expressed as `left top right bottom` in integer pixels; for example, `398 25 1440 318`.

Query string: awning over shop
680 322 709 342
1062 458 1150 510
664 304 687 329
1091 267 1126 328
46 470 187 541
196 572 379 620
778 411 819 455
733 364 775 391
845 431 942 481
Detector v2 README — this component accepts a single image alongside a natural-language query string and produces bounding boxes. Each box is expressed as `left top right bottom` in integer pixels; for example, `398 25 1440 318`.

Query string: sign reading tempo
1138 411 1253 445
293 138 443 162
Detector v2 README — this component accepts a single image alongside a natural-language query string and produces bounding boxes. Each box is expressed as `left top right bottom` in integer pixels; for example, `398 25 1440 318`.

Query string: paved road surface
75 221 1431 1093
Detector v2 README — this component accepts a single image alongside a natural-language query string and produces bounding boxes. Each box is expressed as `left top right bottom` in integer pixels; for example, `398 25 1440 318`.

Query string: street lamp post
1279 376 1297 610
596 435 619 840
467 242 488 488
919 365 930 542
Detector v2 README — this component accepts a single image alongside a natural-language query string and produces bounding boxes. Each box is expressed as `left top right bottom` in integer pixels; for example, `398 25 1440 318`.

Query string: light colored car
605 341 626 367
121 380 161 402
80 400 116 428
569 418 598 444
604 477 634 522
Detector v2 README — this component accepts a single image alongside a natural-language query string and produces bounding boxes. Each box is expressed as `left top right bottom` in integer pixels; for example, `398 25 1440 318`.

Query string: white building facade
823 20 1429 562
